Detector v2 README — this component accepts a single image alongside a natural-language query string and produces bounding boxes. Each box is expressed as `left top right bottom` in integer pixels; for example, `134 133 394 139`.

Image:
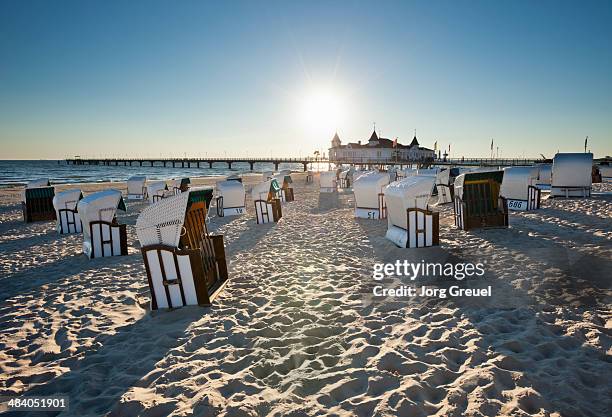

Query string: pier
65 156 546 170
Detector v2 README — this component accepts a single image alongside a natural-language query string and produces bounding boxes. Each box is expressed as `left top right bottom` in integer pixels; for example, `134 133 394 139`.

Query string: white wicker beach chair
353 172 389 219
215 180 246 217
252 179 282 224
500 167 541 210
77 190 127 258
53 189 83 234
385 176 438 248
135 191 228 309
551 153 593 198
127 176 147 200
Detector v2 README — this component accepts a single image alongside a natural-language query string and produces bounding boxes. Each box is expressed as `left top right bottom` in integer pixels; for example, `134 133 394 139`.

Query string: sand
0 174 610 417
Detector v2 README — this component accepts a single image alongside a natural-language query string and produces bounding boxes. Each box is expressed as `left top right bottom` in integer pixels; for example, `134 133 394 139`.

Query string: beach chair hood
136 192 190 248
500 167 537 200
353 172 389 209
384 175 436 229
217 180 246 207
53 189 83 211
416 168 439 177
78 189 126 241
551 153 593 188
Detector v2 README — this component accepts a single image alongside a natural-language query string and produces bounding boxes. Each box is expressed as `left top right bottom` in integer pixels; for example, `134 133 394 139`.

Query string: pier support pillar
249 162 254 171
274 162 279 171
197 161 200 168
181 161 184 168
228 161 232 169
303 162 308 171
209 162 212 169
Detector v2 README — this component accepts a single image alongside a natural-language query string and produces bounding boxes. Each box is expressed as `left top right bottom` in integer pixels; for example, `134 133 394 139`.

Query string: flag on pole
434 141 438 151
584 136 588 153
490 139 494 151
393 137 398 148
448 144 451 152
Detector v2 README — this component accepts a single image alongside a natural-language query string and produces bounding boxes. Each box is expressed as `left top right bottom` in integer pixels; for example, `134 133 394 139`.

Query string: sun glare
299 88 346 138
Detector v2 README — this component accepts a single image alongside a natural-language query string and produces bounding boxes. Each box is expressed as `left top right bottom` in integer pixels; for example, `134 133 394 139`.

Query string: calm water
0 160 310 187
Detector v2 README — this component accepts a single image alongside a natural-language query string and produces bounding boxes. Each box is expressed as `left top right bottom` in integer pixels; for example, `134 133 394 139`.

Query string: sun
299 88 346 138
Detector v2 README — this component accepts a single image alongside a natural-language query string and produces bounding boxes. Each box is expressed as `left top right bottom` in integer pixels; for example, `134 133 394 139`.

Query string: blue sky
1 0 611 159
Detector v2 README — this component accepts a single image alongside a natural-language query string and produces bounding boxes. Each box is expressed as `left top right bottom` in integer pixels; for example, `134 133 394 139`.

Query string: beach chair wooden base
57 208 82 234
386 208 440 248
22 187 56 223
550 186 591 198
141 241 229 309
23 202 56 223
338 178 350 188
281 188 294 202
85 220 128 258
454 196 508 231
254 199 282 224
216 196 246 217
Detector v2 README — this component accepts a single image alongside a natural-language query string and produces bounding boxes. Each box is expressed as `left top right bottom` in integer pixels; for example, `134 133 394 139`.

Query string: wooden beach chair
550 153 593 198
306 170 314 183
136 191 229 309
598 164 612 183
215 180 246 217
252 179 283 224
77 190 128 258
385 175 439 248
53 189 83 234
127 176 147 200
500 167 541 211
22 179 56 223
353 172 389 219
453 171 508 231
338 168 351 189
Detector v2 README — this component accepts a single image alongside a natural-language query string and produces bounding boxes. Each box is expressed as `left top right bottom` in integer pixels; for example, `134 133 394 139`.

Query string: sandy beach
0 174 610 417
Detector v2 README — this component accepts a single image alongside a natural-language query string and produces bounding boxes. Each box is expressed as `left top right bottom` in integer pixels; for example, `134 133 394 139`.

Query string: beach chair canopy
78 189 126 241
127 176 147 194
147 181 167 200
279 169 292 176
53 189 83 211
262 171 274 181
500 167 537 201
454 171 504 201
252 179 281 200
136 192 190 248
354 172 390 208
320 171 337 188
551 153 593 188
338 169 351 179
216 180 245 207
416 168 439 177
188 187 214 209
384 175 436 229
26 178 51 188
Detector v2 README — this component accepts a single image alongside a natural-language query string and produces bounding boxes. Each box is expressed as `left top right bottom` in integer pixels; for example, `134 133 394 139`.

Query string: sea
0 160 313 187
